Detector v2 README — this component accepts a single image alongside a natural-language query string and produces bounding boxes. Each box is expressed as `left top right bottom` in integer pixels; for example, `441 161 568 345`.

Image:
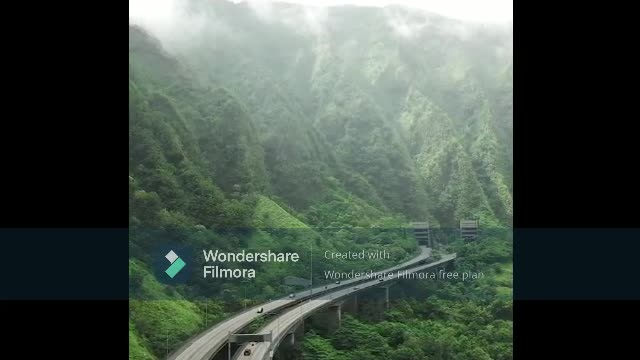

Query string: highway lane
169 246 431 360
236 253 457 360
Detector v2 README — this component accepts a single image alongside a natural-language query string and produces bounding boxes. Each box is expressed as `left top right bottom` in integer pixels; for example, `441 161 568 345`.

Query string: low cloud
383 7 429 38
130 0 511 52
244 0 276 22
233 0 329 35
129 0 234 53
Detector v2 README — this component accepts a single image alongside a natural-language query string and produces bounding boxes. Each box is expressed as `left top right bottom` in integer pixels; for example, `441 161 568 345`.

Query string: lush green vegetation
302 236 513 360
129 1 512 359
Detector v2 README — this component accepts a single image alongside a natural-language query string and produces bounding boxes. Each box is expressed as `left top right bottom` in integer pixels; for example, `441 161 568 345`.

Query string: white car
289 293 295 298
256 307 264 313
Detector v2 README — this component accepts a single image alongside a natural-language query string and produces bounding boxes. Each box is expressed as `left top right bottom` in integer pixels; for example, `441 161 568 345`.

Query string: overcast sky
230 0 513 24
130 1 513 26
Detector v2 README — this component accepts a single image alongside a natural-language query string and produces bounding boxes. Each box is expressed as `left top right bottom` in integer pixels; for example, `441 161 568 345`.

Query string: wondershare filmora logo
153 243 193 284
164 250 186 278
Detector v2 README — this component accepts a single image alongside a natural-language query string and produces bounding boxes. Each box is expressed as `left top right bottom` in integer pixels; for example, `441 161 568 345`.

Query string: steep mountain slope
143 1 512 226
129 23 417 358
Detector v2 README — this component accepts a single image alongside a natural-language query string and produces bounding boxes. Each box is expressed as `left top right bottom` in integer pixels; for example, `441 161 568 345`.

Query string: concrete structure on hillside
460 219 479 240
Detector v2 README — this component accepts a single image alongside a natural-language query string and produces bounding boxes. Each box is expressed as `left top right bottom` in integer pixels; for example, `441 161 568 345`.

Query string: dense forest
129 1 512 359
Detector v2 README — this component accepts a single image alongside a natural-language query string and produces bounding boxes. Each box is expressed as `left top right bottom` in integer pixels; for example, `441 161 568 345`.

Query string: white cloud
230 0 513 24
129 0 511 50
276 4 330 35
129 0 208 43
383 7 428 38
129 0 178 31
245 0 276 22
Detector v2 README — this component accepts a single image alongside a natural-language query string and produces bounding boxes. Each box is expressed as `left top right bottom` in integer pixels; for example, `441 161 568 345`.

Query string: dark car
378 278 384 282
244 349 252 356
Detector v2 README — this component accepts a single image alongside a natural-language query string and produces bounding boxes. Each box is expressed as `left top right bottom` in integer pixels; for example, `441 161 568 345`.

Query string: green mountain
133 1 512 227
129 1 512 358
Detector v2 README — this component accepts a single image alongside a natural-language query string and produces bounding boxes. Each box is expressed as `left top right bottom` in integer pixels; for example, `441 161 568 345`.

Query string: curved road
236 253 457 360
169 246 432 360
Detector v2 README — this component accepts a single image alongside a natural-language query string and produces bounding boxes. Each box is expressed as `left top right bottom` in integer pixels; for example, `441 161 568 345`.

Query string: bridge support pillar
341 293 358 314
278 320 304 358
330 304 341 327
366 285 392 312
308 304 341 334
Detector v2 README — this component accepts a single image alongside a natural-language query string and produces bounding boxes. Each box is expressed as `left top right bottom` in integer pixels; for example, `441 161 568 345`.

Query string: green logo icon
165 250 186 278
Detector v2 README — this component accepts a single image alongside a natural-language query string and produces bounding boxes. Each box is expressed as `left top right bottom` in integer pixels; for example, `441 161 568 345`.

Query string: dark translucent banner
129 227 512 303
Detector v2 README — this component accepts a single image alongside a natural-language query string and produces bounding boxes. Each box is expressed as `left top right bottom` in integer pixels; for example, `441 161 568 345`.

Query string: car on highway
378 278 384 282
244 349 252 356
289 293 295 298
335 280 341 284
353 286 359 290
256 307 264 313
